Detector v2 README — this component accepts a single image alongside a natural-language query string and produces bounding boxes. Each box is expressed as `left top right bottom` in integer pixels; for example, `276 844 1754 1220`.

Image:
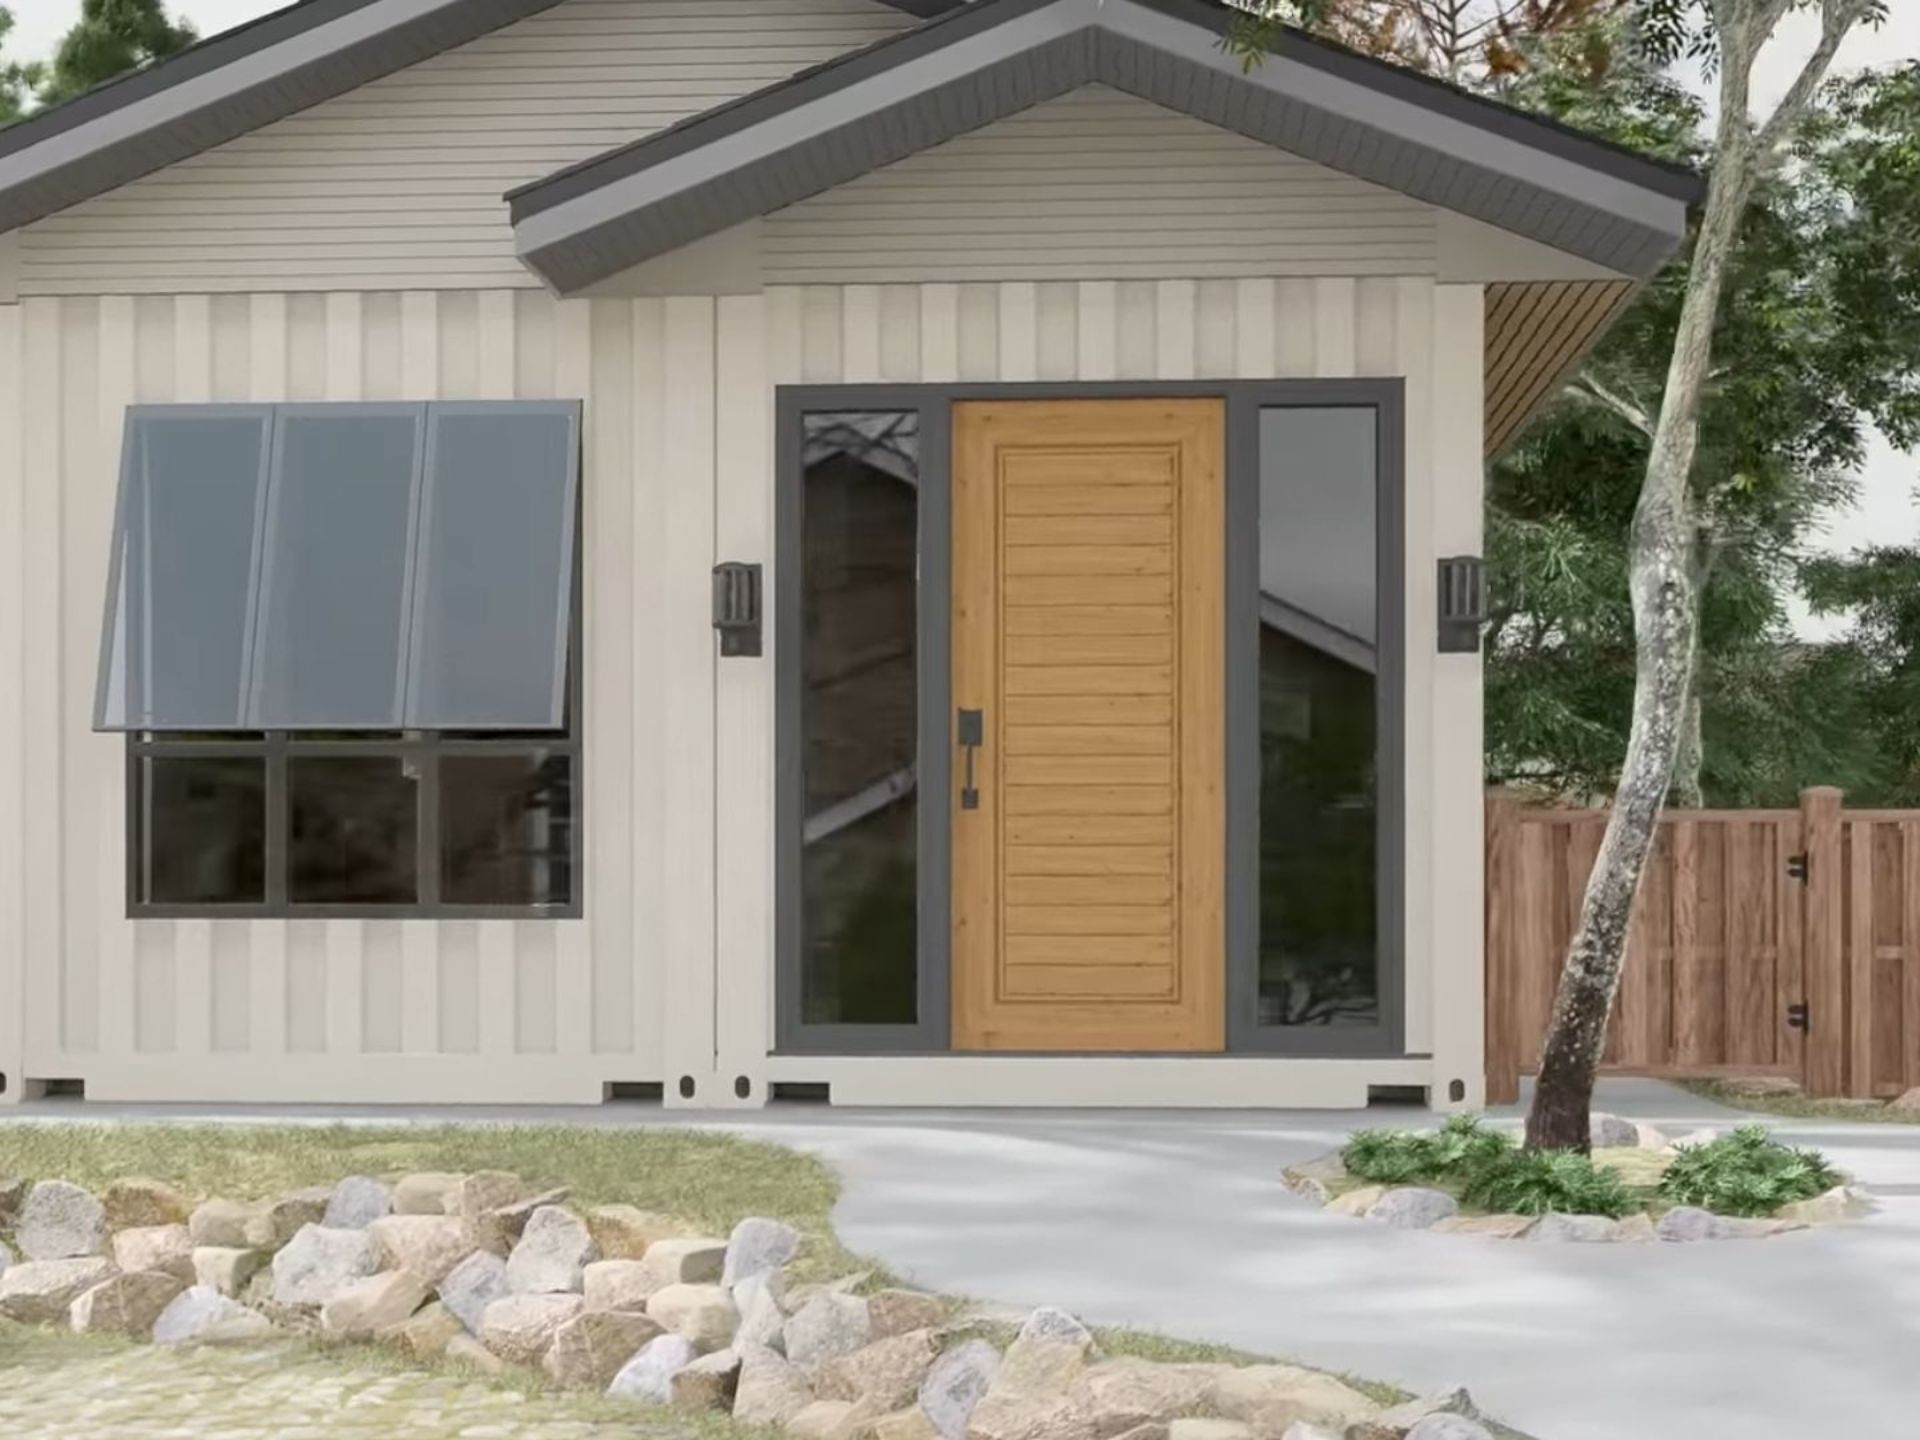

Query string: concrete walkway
7 1080 1920 1439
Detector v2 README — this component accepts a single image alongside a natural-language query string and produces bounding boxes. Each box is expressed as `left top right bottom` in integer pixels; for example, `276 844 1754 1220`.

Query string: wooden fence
1485 787 1920 1104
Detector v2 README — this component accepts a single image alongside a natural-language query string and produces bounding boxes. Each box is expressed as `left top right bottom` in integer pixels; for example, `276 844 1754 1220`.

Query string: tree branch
1571 374 1654 435
1753 0 1872 165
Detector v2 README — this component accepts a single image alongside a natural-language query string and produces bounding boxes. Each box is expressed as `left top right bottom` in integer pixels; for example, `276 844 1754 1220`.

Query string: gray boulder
1366 1188 1459 1230
111 1224 195 1282
270 1223 382 1307
544 1308 665 1388
244 1188 330 1251
0 1257 117 1323
918 1337 1001 1440
152 1285 275 1346
322 1175 392 1230
1526 1213 1622 1243
507 1205 598 1294
734 1269 788 1356
477 1292 584 1365
786 1289 871 1367
608 1332 701 1402
723 1217 800 1288
1589 1113 1641 1149
1405 1418 1495 1440
16 1180 108 1260
735 1353 817 1426
69 1271 186 1337
672 1347 744 1411
188 1198 256 1250
368 1213 474 1285
815 1328 940 1411
440 1249 511 1334
1655 1207 1736 1243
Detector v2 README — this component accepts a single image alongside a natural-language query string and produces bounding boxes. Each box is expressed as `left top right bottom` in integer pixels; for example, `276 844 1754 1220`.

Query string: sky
12 1 1919 634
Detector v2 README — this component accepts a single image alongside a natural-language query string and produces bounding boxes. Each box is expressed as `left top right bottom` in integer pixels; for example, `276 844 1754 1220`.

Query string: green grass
1685 1079 1920 1125
0 1122 869 1285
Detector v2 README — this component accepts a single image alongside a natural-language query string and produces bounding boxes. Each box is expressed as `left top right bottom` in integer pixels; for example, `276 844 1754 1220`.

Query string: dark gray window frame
775 380 1406 1059
123 497 586 923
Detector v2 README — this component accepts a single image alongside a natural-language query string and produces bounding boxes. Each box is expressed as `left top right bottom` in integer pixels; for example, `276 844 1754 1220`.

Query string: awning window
95 400 580 732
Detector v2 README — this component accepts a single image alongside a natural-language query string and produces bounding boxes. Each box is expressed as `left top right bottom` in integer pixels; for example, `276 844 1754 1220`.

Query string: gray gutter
507 0 1700 294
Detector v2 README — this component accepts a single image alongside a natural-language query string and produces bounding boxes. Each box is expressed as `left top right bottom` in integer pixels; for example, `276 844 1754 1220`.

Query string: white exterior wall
0 276 1483 1109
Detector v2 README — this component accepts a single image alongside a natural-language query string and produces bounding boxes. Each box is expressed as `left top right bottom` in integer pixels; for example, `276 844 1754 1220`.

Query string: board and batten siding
761 87 1439 284
14 0 915 297
0 275 1483 1108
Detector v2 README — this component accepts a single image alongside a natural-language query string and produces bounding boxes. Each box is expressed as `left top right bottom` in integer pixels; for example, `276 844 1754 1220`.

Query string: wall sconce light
1437 556 1486 654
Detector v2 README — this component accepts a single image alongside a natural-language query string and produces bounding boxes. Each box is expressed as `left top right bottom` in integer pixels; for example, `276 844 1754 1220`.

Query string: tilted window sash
94 400 581 732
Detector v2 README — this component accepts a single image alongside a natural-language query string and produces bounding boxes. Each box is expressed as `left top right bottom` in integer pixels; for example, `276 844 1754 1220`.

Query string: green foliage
1341 1115 1513 1185
38 0 196 109
1459 1148 1638 1217
0 7 43 125
1657 1124 1842 1217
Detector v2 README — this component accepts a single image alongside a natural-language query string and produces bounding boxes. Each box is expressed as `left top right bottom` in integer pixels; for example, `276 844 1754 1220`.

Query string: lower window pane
289 756 418 904
138 756 266 905
441 752 574 907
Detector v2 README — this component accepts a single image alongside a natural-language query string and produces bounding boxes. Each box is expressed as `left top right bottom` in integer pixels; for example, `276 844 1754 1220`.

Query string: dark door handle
958 708 983 811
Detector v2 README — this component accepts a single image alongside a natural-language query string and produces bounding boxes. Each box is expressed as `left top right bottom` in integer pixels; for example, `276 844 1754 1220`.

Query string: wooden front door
951 399 1225 1052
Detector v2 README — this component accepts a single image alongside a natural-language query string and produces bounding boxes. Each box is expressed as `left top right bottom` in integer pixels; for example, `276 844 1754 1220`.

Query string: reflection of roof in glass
803 411 919 486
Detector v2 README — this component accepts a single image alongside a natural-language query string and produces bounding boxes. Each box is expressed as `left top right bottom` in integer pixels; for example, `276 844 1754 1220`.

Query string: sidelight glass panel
409 405 579 729
1258 407 1379 1029
799 411 919 1025
97 410 272 730
289 755 418 904
252 407 423 729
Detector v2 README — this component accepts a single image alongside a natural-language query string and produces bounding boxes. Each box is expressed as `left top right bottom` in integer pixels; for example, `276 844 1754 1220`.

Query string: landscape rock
672 1346 744 1410
393 1173 465 1216
1776 1185 1866 1225
322 1175 393 1230
440 1250 511 1335
270 1224 381 1307
244 1188 330 1250
0 1236 11 1277
585 1204 680 1260
584 1258 662 1313
648 1281 740 1351
1072 1358 1222 1433
817 1328 940 1410
319 1268 431 1338
919 1337 1000 1440
1404 1418 1494 1440
787 1272 874 1310
789 1399 872 1440
369 1213 474 1285
1167 1422 1252 1440
383 1300 464 1360
644 1236 729 1287
1428 1215 1536 1240
1280 1154 1348 1195
724 1216 801 1288
477 1292 584 1365
1633 1123 1669 1150
1613 1213 1658 1243
736 1353 818 1426
1324 1186 1386 1218
111 1224 195 1281
1018 1307 1096 1350
16 1180 108 1260
0 1176 26 1222
968 1314 1101 1440
869 1289 945 1339
465 1186 567 1255
608 1332 701 1402
1891 1085 1920 1114
188 1198 256 1250
447 1171 529 1218
786 1289 872 1366
101 1178 192 1231
507 1205 598 1294
69 1270 185 1337
1526 1214 1622 1243
1665 1128 1719 1151
0 1257 118 1323
446 1331 509 1374
1347 1387 1478 1440
544 1307 665 1387
735 1269 789 1355
1588 1113 1640 1149
1365 1188 1458 1230
867 1407 942 1440
151 1285 275 1347
1654 1206 1736 1243
1202 1365 1380 1434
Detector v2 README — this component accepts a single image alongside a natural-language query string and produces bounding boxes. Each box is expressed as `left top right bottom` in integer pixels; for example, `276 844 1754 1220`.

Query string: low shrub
1458 1148 1638 1218
1341 1114 1512 1185
1657 1124 1841 1217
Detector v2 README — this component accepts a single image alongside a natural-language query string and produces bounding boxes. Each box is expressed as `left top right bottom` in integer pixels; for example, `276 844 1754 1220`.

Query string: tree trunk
1669 533 1717 809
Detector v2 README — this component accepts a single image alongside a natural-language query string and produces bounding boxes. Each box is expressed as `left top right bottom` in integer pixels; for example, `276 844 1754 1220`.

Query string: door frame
774 380 1405 1059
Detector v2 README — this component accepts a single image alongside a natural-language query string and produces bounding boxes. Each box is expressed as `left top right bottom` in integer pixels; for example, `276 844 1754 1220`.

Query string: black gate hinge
1786 851 1809 883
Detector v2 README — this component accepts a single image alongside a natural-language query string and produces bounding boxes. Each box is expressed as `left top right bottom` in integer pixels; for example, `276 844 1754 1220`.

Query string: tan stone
464 1186 570 1256
111 1224 195 1281
1202 1366 1380 1434
478 1292 584 1366
1070 1359 1224 1434
869 1289 947 1339
792 1399 880 1440
642 1236 728 1287
542 1308 665 1388
968 1329 1098 1440
1323 1187 1385 1218
1614 1213 1658 1243
101 1179 192 1231
1891 1086 1920 1114
584 1258 662 1313
193 1246 269 1297
0 1258 119 1324
188 1198 257 1250
393 1173 466 1216
446 1331 509 1375
243 1189 329 1251
1775 1185 1867 1225
369 1214 475 1285
1280 1153 1348 1195
447 1171 529 1218
671 1347 744 1411
647 1281 739 1351
734 1353 818 1426
319 1269 431 1338
585 1205 682 1260
1345 1386 1479 1440
815 1329 941 1410
1428 1214 1537 1239
1167 1422 1252 1440
69 1270 185 1337
382 1300 465 1360
863 1408 942 1440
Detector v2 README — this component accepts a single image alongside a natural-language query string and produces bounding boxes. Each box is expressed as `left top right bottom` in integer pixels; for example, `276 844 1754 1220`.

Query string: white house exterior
0 0 1696 1109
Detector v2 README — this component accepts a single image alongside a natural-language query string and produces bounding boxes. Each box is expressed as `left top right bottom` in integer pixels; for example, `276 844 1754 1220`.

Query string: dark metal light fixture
1437 556 1486 654
712 561 763 657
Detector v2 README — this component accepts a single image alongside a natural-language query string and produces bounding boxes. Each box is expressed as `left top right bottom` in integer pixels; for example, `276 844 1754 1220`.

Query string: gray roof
0 0 942 235
508 0 1701 293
